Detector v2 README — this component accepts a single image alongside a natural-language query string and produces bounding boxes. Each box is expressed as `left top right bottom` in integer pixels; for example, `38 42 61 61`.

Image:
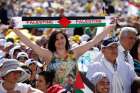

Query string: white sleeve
15 83 31 93
127 63 137 82
127 53 135 69
86 62 101 81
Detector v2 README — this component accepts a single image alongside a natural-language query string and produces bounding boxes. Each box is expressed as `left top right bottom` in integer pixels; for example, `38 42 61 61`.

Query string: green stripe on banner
23 23 106 28
75 89 84 93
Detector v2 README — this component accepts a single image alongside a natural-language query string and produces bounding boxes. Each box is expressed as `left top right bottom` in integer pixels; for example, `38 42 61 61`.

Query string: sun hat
0 59 28 82
9 45 22 58
25 59 43 67
16 52 29 60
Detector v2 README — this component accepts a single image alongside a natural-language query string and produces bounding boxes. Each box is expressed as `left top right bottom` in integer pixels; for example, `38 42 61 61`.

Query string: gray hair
119 27 137 39
90 72 108 86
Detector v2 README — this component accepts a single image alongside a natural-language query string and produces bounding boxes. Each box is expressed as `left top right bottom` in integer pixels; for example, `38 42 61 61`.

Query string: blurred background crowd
0 0 140 24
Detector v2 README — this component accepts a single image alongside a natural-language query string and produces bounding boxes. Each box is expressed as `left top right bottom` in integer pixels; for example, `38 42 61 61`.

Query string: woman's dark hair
130 38 140 60
38 70 55 87
131 77 140 93
48 31 70 52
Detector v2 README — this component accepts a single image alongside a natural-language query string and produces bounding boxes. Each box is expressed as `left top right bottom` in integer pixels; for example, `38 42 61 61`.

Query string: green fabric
137 10 140 15
75 89 84 93
85 27 91 36
23 23 106 28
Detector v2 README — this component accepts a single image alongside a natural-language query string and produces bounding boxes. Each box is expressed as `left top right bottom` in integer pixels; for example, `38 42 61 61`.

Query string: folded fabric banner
74 72 94 93
128 2 140 16
12 16 111 28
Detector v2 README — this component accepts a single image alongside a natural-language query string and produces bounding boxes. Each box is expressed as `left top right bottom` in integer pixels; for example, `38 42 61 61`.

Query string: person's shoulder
14 83 32 93
16 82 31 88
89 61 102 65
121 62 134 70
87 61 103 68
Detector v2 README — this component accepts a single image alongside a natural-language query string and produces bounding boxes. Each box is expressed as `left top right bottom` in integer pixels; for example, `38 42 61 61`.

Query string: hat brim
28 61 43 67
101 42 119 48
0 67 29 82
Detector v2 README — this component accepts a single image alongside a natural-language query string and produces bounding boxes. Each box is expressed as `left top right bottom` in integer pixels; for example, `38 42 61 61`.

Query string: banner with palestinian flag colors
74 72 94 93
12 16 111 28
128 2 140 16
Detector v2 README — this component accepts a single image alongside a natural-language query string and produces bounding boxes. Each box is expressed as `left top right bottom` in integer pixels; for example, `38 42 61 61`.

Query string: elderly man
118 27 137 68
0 59 43 93
91 72 110 93
86 37 136 93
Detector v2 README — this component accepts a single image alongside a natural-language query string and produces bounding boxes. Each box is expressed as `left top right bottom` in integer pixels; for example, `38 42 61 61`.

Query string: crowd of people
0 0 140 93
0 0 140 24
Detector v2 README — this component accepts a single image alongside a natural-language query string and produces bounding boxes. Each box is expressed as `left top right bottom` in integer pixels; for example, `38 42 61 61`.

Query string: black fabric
102 37 118 47
79 72 94 92
0 8 9 24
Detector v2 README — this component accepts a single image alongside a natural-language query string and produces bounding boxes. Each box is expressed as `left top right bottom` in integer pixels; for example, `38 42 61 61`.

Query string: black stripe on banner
80 72 94 92
22 16 105 21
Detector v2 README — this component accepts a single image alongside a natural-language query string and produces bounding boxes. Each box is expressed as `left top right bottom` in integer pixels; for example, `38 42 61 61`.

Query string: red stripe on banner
74 72 85 89
129 2 140 9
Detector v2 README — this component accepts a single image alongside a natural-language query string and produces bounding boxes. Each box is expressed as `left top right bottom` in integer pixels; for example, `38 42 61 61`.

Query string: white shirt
0 80 31 93
86 56 136 93
118 44 134 68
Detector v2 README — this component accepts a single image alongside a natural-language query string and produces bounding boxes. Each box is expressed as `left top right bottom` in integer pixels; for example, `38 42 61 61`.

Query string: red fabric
47 84 65 93
74 72 84 89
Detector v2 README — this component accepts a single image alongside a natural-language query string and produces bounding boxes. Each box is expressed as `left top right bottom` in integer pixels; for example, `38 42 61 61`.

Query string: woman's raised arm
73 24 115 59
14 29 52 63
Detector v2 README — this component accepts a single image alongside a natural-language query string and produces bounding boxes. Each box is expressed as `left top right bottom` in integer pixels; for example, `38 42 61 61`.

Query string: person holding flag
13 23 115 92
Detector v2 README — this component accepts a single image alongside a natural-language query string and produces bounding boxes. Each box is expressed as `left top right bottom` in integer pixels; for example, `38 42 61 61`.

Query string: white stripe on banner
82 84 93 93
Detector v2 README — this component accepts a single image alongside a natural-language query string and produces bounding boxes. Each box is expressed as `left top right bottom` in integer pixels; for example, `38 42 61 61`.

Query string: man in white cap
0 59 43 93
86 37 137 93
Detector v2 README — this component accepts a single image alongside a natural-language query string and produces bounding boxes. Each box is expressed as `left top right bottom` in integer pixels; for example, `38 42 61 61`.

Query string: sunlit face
122 32 137 50
4 71 21 84
102 44 118 62
36 75 47 92
96 77 110 93
55 33 66 50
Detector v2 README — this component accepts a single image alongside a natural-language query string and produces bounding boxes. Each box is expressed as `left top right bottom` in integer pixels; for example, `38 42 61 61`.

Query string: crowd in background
0 0 139 24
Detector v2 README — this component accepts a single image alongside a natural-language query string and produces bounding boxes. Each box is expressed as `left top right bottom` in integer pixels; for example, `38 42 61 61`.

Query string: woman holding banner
13 24 115 92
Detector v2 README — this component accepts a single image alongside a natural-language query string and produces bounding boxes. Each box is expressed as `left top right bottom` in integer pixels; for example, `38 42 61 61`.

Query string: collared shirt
86 56 136 93
118 44 134 69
